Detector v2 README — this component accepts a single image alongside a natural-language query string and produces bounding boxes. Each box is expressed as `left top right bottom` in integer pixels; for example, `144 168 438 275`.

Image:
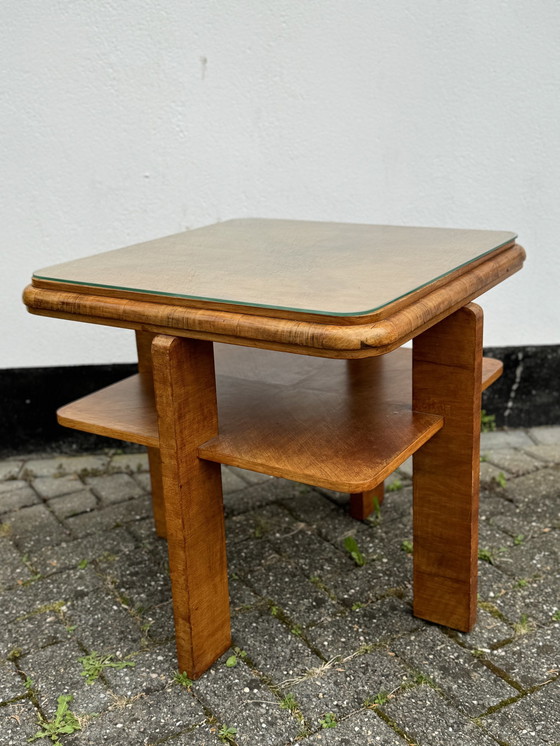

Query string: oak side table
23 219 525 678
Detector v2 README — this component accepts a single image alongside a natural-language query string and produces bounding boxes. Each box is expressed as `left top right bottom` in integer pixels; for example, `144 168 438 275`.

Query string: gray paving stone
489 492 560 538
64 495 151 536
2 503 70 552
65 590 142 655
243 554 338 626
488 625 560 688
229 577 262 615
32 474 85 499
452 609 513 650
480 430 534 449
491 575 560 626
389 626 516 716
0 566 101 628
0 460 23 480
352 515 414 563
196 652 301 745
228 537 289 578
98 641 177 698
225 503 297 546
502 466 560 507
22 455 109 478
231 609 322 682
383 684 499 746
47 489 98 520
0 658 25 703
64 686 205 745
279 490 360 544
108 451 149 473
482 447 543 476
0 481 40 513
482 677 560 745
0 538 31 591
99 546 171 612
1 618 71 661
143 599 175 644
29 527 135 576
326 551 412 609
164 723 224 745
132 471 152 493
21 639 113 715
221 466 249 494
307 598 423 659
223 477 303 517
522 443 560 464
480 461 511 485
288 647 410 725
267 525 350 579
85 472 145 505
304 708 406 744
528 425 560 445
477 560 512 600
493 533 560 579
0 700 43 744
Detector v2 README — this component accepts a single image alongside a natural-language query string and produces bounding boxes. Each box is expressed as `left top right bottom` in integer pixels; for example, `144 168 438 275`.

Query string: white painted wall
2 1 559 368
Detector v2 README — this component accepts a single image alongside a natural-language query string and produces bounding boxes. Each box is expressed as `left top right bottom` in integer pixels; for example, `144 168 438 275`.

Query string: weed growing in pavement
218 725 237 743
279 692 298 711
174 671 193 689
29 695 81 742
319 712 337 729
481 410 496 432
343 536 366 566
78 651 135 684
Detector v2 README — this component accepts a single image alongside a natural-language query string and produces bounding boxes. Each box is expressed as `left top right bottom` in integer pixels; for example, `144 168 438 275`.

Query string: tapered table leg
349 483 385 520
412 303 483 631
136 331 167 538
151 335 230 678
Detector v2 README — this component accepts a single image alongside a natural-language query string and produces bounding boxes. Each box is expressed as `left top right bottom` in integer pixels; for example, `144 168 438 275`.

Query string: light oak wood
412 303 483 632
55 347 502 495
32 219 516 324
349 484 385 520
57 374 158 447
151 335 230 679
23 243 525 358
135 331 166 539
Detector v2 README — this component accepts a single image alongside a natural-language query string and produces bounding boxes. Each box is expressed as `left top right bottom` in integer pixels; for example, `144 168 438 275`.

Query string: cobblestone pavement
0 427 558 745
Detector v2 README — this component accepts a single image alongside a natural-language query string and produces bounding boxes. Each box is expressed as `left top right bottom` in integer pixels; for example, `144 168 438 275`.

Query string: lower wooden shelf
57 346 502 493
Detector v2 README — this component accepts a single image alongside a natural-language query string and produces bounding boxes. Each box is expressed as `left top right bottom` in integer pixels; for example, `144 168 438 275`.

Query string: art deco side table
23 219 525 678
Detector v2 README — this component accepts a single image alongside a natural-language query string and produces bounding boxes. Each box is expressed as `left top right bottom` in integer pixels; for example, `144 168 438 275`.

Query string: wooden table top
25 219 525 357
32 219 516 323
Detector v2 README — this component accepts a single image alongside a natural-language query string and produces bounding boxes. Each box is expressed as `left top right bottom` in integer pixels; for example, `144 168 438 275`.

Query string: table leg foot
349 483 385 520
146 447 167 538
412 304 483 632
152 335 231 678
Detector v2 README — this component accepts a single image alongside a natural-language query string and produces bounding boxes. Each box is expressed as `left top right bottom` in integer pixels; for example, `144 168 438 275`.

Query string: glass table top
33 219 516 320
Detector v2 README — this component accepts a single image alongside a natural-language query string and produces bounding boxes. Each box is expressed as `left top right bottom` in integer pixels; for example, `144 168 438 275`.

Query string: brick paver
0 428 557 745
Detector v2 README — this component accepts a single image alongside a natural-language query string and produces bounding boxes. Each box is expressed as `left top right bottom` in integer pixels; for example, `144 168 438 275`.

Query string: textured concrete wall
3 1 559 367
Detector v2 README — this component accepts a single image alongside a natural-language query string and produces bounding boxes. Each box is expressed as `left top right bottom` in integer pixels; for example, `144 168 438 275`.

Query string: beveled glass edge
33 235 517 319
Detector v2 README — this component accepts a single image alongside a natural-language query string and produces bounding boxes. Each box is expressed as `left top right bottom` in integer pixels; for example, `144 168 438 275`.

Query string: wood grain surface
136 330 166 538
32 218 517 324
412 303 483 632
56 346 502 495
152 335 230 679
24 243 525 357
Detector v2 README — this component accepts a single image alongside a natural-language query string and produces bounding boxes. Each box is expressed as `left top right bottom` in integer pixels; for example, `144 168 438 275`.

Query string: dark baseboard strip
0 345 558 457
